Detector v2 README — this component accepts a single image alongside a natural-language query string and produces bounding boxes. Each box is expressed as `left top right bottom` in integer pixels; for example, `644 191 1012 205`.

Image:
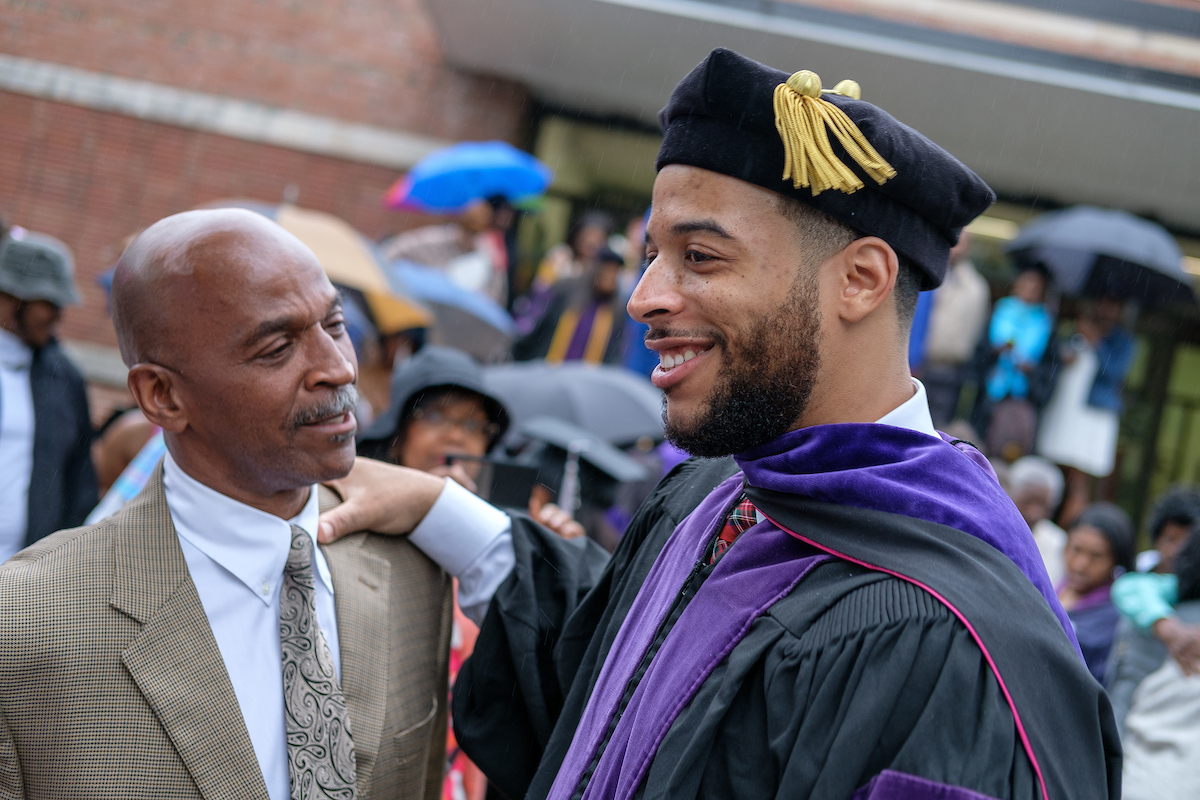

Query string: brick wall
1 0 529 141
0 0 532 352
0 90 471 348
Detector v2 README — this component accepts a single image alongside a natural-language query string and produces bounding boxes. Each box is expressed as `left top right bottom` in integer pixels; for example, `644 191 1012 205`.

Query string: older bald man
0 209 480 800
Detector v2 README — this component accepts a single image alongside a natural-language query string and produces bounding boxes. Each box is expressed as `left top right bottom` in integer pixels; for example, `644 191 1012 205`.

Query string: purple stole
547 423 1073 800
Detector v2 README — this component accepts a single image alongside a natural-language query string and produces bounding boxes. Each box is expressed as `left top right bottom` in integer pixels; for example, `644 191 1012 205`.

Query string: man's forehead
162 235 336 351
648 166 780 236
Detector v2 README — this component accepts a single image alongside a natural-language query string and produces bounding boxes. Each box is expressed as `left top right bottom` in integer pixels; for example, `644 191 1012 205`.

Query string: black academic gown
453 458 1120 800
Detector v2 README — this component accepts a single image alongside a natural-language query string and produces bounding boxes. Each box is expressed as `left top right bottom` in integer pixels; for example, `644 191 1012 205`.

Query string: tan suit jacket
0 466 452 800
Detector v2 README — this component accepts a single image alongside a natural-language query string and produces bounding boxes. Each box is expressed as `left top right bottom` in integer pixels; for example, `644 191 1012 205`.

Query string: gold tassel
772 70 896 196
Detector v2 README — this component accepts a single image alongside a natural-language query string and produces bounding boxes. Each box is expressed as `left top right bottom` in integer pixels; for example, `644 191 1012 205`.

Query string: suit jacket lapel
321 530 391 794
112 465 270 800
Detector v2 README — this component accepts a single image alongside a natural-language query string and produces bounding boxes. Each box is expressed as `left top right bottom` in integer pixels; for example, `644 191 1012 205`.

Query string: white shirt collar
0 328 32 371
875 378 940 439
162 451 331 606
753 378 942 525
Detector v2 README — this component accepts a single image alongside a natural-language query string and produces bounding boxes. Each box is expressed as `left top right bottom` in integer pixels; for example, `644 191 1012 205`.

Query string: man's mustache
292 385 359 428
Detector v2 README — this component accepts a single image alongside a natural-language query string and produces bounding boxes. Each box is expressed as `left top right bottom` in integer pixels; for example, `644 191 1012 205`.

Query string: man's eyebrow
243 291 343 348
243 315 296 348
670 219 735 239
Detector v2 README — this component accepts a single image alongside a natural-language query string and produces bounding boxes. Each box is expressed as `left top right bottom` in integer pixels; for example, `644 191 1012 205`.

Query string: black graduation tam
657 48 995 287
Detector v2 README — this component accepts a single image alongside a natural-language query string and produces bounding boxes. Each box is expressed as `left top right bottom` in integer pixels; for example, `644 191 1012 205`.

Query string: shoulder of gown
645 559 1112 800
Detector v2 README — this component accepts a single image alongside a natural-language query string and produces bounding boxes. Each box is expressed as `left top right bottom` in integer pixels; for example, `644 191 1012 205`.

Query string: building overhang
428 0 1200 235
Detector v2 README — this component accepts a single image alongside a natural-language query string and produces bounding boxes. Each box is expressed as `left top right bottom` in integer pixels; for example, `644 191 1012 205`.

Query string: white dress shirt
163 453 339 800
0 328 35 563
408 478 513 626
876 378 939 439
410 379 942 624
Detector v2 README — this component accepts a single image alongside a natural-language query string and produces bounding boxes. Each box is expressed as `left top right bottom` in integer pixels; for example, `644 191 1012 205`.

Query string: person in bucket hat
0 229 97 561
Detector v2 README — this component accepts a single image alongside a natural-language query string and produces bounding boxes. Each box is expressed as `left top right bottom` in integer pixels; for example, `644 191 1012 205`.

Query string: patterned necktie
710 493 758 565
280 525 358 800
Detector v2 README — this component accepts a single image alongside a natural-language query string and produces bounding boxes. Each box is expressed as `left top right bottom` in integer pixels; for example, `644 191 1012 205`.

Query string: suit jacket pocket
394 695 439 796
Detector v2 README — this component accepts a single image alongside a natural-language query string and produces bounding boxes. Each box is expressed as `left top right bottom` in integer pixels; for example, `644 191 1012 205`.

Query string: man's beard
663 276 821 458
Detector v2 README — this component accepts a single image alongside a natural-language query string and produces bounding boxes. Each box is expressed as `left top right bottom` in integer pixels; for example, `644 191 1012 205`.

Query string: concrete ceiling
426 0 1200 234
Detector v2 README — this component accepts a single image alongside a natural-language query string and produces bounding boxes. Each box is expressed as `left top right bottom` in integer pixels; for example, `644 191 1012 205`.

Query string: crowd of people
910 237 1138 527
0 45 1197 800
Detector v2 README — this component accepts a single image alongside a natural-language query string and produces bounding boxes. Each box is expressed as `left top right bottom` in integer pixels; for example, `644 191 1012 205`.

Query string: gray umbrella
483 362 663 445
1006 206 1194 307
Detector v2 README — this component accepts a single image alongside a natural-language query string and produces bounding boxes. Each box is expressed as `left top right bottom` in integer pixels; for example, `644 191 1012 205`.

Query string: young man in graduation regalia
320 48 1121 800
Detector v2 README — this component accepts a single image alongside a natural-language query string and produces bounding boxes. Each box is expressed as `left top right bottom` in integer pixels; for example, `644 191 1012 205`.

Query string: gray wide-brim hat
357 345 510 457
0 231 81 307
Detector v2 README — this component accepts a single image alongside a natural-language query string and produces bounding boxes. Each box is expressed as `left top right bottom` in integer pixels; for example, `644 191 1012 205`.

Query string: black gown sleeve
454 458 739 800
701 574 1041 800
452 513 611 799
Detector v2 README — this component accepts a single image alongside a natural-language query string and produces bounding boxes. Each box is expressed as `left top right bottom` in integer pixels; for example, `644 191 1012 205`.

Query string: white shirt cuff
407 478 514 625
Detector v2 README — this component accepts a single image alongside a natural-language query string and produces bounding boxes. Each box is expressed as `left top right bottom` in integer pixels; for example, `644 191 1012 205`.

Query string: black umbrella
483 362 663 445
1006 206 1195 308
480 417 649 511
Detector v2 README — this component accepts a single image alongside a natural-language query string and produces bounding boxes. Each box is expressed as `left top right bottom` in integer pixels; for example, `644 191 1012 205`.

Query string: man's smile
644 336 716 389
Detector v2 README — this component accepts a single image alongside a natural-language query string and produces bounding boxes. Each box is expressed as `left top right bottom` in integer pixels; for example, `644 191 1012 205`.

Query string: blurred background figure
1057 502 1136 682
1110 486 1200 686
1136 484 1200 574
619 209 661 379
513 247 627 365
0 230 97 562
86 427 167 525
91 408 158 496
1007 455 1067 585
914 231 990 428
534 211 613 291
382 199 493 268
381 197 511 306
514 211 613 335
1110 526 1200 800
358 345 510 492
974 265 1054 462
1038 296 1136 526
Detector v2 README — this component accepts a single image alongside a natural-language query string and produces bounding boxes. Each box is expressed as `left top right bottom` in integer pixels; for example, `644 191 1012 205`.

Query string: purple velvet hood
736 423 1076 647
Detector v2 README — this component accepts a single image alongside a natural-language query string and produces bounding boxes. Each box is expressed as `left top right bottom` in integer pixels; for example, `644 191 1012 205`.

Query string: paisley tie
280 525 358 800
709 494 758 565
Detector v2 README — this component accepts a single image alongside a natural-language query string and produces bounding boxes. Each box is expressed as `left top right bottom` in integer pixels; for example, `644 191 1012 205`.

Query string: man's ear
829 237 898 324
127 364 188 433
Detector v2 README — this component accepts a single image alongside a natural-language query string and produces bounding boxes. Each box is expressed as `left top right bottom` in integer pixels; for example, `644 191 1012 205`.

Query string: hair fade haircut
775 194 921 325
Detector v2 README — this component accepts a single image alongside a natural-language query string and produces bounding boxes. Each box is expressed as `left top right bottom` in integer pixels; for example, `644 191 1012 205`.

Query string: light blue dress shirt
163 453 339 800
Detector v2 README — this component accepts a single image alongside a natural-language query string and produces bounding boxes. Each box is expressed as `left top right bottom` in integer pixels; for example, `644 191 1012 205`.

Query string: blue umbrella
387 260 516 362
385 141 552 212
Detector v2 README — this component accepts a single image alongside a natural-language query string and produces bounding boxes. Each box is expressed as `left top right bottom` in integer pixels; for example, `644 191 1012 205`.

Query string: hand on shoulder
318 457 446 543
